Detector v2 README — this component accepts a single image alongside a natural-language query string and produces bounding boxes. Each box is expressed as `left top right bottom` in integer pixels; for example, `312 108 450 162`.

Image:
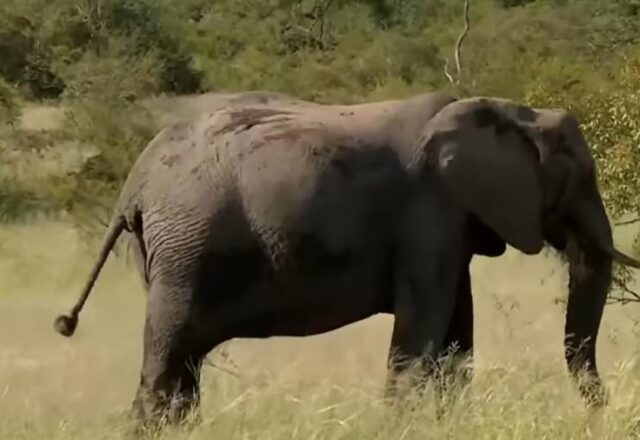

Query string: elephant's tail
53 216 127 337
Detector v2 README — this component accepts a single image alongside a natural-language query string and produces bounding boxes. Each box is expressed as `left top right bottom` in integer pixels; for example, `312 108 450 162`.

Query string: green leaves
0 78 19 128
0 0 201 99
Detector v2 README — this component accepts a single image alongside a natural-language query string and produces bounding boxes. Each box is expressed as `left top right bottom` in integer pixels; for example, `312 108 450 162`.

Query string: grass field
1 219 640 439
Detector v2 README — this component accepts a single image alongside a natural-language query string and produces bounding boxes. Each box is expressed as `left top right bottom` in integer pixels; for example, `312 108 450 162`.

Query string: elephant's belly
217 248 394 339
269 268 392 337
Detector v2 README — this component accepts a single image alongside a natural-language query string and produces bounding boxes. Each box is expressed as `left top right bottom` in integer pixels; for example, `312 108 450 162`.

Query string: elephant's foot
566 349 608 409
131 379 201 434
383 349 473 419
436 346 473 391
573 370 608 409
385 352 472 392
432 349 473 419
132 335 204 431
384 353 438 403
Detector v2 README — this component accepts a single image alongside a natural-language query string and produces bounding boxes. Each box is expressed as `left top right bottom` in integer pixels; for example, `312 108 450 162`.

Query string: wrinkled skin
53 90 640 428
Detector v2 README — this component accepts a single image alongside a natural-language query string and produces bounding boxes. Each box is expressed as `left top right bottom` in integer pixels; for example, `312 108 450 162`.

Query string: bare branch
444 0 471 87
204 345 241 377
607 295 640 305
607 274 640 305
309 0 335 34
306 0 335 50
204 359 240 378
615 217 640 227
443 59 456 85
454 0 471 80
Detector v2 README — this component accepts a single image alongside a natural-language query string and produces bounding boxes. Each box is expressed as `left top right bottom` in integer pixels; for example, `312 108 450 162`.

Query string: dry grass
16 92 238 133
1 219 640 439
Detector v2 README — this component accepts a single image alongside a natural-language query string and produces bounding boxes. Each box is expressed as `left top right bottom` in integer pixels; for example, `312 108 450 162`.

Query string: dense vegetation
0 0 639 296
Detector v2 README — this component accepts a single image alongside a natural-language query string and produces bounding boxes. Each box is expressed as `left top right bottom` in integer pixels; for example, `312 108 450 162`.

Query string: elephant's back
116 94 412 225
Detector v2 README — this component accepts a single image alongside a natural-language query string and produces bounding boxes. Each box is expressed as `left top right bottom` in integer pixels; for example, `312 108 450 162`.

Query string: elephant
53 90 640 427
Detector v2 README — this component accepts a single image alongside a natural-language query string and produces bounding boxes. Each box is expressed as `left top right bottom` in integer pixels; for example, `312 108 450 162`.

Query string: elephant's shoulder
227 90 311 107
197 103 303 141
205 105 343 145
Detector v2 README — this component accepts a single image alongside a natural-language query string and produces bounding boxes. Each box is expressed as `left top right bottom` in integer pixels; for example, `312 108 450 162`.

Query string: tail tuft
54 314 78 337
52 216 126 339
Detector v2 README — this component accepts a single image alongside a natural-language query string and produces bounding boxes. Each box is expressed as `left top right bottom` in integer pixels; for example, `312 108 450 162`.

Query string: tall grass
1 220 640 439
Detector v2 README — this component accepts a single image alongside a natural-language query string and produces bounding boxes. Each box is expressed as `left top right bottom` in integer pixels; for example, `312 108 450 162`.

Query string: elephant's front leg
385 199 467 398
440 259 474 386
425 261 475 417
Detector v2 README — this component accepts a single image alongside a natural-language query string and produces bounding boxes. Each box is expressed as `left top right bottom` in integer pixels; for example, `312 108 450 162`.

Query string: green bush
0 179 40 222
0 0 201 99
0 77 19 127
0 4 64 99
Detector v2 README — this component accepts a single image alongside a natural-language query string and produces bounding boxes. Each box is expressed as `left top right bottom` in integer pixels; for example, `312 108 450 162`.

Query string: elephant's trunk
563 233 611 405
562 190 640 405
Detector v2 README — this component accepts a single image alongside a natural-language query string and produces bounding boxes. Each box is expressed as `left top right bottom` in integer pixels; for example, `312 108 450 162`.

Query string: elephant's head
417 96 640 404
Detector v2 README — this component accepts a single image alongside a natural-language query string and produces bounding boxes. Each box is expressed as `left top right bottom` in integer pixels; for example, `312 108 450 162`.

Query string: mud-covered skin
54 91 640 428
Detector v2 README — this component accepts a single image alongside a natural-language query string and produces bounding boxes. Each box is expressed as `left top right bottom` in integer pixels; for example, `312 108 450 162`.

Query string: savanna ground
2 216 640 440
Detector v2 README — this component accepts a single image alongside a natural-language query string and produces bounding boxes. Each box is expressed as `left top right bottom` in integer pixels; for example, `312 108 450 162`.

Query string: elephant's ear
421 98 545 255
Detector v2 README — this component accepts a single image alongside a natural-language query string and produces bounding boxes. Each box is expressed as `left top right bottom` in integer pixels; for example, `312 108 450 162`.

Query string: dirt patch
19 104 66 131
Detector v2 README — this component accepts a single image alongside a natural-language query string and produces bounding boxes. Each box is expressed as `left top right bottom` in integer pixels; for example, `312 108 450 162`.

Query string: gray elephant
54 90 640 427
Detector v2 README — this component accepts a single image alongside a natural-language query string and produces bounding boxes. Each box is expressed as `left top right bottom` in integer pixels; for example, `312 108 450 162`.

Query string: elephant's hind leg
129 232 149 292
132 279 207 429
